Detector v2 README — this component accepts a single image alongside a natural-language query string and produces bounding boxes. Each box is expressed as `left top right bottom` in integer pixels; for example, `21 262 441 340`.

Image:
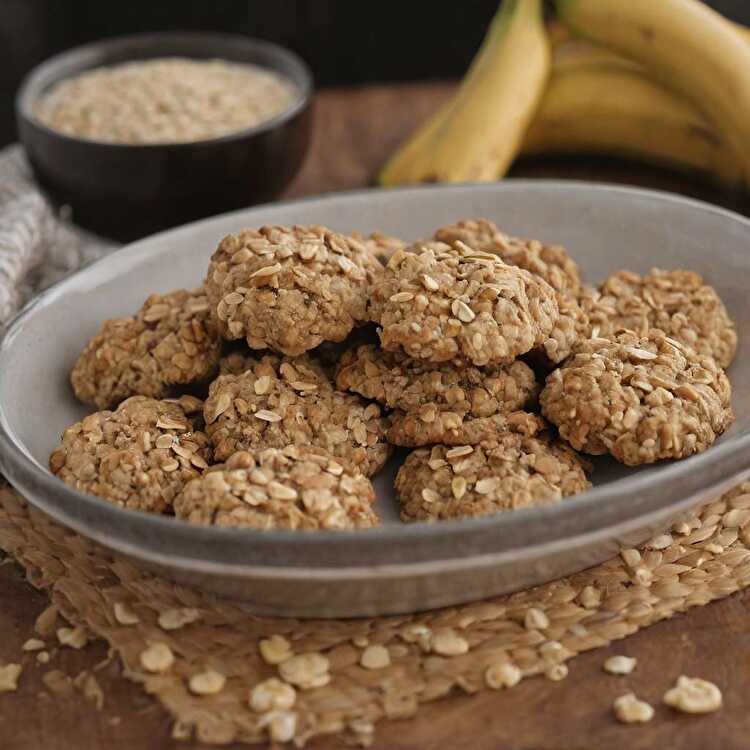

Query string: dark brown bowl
15 32 313 241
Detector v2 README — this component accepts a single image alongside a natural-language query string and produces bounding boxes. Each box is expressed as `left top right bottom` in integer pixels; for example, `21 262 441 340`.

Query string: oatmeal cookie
585 269 737 368
71 288 221 409
203 354 391 474
49 395 210 513
433 219 581 295
368 241 559 366
396 434 591 522
540 330 734 465
174 447 378 530
335 344 539 445
354 231 408 266
205 225 382 356
434 220 587 366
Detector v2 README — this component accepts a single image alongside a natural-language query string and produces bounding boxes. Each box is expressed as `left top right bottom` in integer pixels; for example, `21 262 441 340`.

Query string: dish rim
0 179 746 571
15 30 313 150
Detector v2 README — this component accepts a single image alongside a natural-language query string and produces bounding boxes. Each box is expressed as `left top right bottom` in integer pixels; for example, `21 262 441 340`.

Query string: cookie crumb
0 663 22 693
663 676 722 714
57 626 88 650
140 643 174 673
158 607 200 631
113 602 140 626
613 692 655 723
189 669 226 696
21 638 45 652
249 677 296 712
604 655 637 675
278 653 330 690
485 662 522 689
360 645 391 670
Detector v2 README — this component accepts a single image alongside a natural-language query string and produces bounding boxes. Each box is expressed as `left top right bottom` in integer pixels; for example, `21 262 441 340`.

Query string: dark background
1 0 749 147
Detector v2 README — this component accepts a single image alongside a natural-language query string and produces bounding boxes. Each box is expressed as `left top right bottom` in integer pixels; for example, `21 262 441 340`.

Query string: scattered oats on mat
430 628 469 656
613 692 655 724
524 607 550 630
604 655 637 675
113 601 140 626
663 676 722 714
360 645 391 670
34 605 58 637
21 638 45 652
140 643 175 673
259 710 298 744
259 634 293 665
79 672 105 710
37 651 50 664
485 662 522 690
545 664 569 681
158 607 200 631
278 653 330 690
189 669 226 696
0 663 22 693
249 678 296 713
57 625 88 650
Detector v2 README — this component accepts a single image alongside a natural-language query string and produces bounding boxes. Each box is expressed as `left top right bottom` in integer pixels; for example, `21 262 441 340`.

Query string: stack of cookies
50 220 737 530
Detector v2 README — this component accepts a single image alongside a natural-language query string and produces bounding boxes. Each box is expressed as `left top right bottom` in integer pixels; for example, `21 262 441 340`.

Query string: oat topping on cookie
433 220 590 366
49 396 210 513
205 225 382 356
396 432 591 522
71 288 221 410
540 330 734 465
354 231 408 266
433 219 582 295
584 269 737 368
203 354 391 475
336 344 539 445
368 241 559 366
174 447 378 530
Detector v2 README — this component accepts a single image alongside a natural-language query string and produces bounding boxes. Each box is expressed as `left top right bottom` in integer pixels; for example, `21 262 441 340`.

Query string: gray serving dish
0 182 747 618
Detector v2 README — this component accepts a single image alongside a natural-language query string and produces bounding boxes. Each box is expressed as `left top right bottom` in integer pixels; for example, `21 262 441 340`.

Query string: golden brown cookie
540 330 734 465
433 219 582 295
49 396 210 513
174 447 378 530
205 225 382 356
71 288 221 409
396 434 591 522
203 354 391 475
335 344 539 446
584 269 737 368
368 241 559 366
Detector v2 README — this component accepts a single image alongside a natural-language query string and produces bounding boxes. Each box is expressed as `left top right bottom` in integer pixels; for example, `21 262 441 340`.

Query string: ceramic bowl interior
0 182 748 616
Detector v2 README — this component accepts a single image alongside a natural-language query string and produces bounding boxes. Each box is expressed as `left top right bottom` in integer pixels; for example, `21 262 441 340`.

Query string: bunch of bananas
380 0 750 187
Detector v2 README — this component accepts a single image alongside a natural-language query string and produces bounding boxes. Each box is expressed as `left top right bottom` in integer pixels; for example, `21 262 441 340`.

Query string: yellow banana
379 0 549 185
556 0 750 182
522 64 741 184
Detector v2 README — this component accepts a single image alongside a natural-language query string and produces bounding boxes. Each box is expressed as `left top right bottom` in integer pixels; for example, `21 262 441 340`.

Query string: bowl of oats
0 182 747 618
15 32 312 240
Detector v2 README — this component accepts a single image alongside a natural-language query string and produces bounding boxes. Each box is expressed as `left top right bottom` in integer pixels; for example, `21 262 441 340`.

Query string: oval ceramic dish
0 182 748 618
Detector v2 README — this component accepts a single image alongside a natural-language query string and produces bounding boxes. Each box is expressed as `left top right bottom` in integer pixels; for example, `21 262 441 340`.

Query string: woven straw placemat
2 480 749 746
2 143 749 746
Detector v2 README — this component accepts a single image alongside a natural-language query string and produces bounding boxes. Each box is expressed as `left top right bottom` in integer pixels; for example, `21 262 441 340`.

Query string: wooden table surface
2 82 750 750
